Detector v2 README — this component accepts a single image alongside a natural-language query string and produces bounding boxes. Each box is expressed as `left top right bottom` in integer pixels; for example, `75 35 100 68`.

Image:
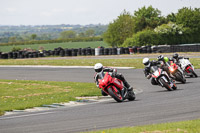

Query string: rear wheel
189 68 198 78
108 87 123 102
159 78 173 91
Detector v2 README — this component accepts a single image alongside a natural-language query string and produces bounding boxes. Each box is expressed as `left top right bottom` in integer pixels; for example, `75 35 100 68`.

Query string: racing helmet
164 57 169 62
173 53 179 59
143 58 150 66
157 55 164 61
94 63 103 73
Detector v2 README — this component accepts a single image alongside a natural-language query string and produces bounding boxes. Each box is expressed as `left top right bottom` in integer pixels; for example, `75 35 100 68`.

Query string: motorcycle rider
142 58 160 85
172 53 190 65
157 55 171 76
94 63 133 96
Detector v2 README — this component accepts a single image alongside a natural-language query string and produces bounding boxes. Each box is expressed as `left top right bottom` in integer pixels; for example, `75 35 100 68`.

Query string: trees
103 10 135 47
31 34 37 40
85 29 95 37
133 6 166 33
59 30 77 39
176 7 200 32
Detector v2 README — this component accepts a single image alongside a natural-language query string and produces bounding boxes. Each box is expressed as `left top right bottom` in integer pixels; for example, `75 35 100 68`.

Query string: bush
123 29 159 47
11 47 22 52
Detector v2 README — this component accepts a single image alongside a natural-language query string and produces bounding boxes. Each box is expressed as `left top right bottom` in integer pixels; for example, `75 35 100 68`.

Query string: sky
0 0 200 26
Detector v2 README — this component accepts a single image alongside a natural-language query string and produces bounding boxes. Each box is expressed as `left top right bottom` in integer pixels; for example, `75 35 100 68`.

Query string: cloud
40 12 52 17
5 8 16 12
52 8 65 13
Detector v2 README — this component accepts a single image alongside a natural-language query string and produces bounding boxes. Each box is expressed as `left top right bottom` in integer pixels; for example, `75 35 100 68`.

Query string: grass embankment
0 41 108 52
0 58 200 69
85 119 200 133
0 79 99 116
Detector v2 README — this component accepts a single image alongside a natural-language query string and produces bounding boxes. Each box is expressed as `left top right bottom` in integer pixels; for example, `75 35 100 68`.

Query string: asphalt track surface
0 66 200 133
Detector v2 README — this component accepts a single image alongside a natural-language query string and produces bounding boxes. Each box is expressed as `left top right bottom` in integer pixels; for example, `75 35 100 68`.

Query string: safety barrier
0 44 200 59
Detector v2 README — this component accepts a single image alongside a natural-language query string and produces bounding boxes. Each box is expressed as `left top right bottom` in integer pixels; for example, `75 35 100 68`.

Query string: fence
0 44 200 59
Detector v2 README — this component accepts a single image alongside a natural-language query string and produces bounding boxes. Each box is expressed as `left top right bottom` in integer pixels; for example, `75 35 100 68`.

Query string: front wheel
159 78 173 91
189 68 198 78
108 87 123 102
175 72 186 84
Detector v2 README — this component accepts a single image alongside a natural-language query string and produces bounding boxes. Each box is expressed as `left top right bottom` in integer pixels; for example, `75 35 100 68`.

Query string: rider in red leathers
94 63 133 96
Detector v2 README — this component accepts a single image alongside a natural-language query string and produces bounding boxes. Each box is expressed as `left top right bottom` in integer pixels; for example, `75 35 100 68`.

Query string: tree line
103 6 200 47
0 24 107 44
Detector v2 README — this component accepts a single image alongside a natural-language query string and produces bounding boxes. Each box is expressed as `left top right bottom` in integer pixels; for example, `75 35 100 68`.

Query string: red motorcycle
166 61 186 83
98 72 135 102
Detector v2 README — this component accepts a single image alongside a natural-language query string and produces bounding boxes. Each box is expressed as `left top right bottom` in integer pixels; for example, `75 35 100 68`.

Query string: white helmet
143 58 150 66
94 63 103 73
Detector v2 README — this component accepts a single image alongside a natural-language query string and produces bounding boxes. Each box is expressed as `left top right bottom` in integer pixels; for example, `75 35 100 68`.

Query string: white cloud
5 8 16 12
40 12 52 17
52 8 65 13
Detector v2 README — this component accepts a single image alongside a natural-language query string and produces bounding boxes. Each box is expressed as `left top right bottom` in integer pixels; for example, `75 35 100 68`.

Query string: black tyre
101 90 108 96
189 68 198 78
127 91 136 101
108 87 123 102
175 72 186 84
159 78 173 91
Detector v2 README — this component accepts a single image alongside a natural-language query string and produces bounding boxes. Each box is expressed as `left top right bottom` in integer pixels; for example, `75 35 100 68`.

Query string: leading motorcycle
98 72 135 102
179 58 198 78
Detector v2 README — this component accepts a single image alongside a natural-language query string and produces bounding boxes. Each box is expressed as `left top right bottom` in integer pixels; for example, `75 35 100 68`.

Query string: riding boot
123 81 133 91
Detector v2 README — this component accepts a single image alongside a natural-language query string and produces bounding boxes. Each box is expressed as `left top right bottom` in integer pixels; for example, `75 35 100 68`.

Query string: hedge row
0 44 200 59
0 37 103 46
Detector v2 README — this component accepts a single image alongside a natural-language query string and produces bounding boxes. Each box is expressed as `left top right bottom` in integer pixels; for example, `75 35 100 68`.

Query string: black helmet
157 55 164 61
173 53 179 59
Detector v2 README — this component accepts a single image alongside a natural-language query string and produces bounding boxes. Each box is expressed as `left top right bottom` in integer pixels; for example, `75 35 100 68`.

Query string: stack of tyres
8 52 13 59
112 48 117 55
124 47 130 54
100 47 104 55
91 48 95 55
81 48 86 56
72 49 78 56
119 47 125 54
146 46 152 53
60 50 65 57
86 48 92 55
104 48 109 55
132 46 138 54
65 49 72 56
78 48 82 56
1 53 8 59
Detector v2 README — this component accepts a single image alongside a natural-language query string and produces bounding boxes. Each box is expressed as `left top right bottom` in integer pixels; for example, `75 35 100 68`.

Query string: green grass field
0 58 200 69
84 119 200 133
0 79 99 116
0 41 109 52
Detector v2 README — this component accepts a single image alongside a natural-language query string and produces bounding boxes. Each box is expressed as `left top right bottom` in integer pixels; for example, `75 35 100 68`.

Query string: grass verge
0 79 100 116
84 119 200 133
0 58 200 69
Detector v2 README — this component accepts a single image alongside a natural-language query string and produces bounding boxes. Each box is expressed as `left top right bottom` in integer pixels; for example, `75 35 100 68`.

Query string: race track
0 67 200 133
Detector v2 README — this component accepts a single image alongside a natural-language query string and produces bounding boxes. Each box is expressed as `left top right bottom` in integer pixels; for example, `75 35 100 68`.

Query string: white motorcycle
179 58 198 78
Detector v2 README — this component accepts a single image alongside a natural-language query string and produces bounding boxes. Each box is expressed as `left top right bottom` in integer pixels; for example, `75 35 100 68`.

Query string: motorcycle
166 61 186 83
179 58 198 78
98 72 135 102
150 66 177 91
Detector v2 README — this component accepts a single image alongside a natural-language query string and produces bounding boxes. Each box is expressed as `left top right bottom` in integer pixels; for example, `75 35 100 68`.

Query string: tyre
101 90 108 96
108 87 123 102
159 78 173 91
127 91 136 101
175 72 186 84
189 68 198 78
